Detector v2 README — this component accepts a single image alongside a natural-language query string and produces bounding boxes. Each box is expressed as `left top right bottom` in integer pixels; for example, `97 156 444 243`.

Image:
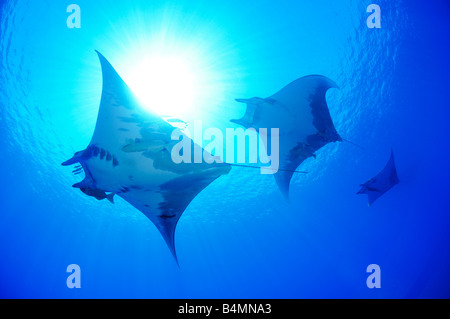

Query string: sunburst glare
92 6 244 123
127 54 199 116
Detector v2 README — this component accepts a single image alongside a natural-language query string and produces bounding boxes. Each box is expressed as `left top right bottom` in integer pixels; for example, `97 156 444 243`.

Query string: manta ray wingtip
165 239 179 267
300 74 339 90
94 50 112 67
94 50 105 60
155 222 180 266
317 74 339 89
172 251 180 268
326 78 339 90
390 148 395 160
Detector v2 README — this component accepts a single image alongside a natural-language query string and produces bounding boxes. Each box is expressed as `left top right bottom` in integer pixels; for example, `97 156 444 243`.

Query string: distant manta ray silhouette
62 51 341 263
357 149 399 206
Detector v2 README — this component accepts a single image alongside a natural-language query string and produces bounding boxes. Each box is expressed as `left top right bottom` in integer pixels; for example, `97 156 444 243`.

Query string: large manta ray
231 75 341 200
62 51 230 263
63 52 341 262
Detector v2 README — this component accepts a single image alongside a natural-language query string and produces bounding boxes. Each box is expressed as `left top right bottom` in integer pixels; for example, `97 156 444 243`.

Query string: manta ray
357 150 399 206
63 51 341 262
232 75 341 200
62 51 230 263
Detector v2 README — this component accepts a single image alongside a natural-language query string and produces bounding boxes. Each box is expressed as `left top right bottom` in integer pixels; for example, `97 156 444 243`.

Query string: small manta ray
232 75 341 201
357 150 399 206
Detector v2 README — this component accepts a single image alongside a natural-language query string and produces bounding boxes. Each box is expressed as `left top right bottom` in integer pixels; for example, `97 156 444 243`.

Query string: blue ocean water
0 0 449 298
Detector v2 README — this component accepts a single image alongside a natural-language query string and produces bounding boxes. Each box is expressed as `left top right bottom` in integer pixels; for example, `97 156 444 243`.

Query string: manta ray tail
342 138 365 150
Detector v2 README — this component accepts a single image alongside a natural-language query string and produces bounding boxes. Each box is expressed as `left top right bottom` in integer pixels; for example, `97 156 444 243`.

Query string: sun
126 55 199 117
101 7 242 122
